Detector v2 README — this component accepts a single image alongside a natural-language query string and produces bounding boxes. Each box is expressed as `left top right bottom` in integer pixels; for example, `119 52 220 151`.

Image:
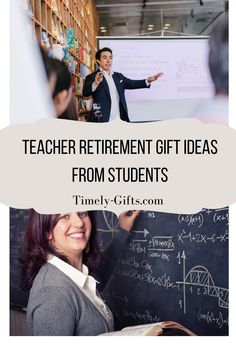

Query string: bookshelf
24 0 98 118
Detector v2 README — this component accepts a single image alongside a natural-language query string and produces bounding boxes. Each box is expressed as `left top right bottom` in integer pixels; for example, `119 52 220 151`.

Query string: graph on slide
177 58 203 81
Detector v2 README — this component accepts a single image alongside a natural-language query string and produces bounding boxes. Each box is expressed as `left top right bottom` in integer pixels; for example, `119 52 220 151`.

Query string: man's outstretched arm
123 72 163 90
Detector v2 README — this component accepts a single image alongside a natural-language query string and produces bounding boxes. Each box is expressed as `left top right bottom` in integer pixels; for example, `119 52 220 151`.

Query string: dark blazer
82 70 150 122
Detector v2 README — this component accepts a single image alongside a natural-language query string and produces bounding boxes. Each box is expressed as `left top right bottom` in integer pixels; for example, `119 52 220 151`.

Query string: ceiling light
163 26 168 30
148 24 154 27
101 29 107 33
148 28 153 31
100 26 106 30
164 23 171 27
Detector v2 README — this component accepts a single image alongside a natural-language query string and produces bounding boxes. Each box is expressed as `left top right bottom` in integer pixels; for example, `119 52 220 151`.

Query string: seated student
40 49 73 118
58 95 78 121
192 14 228 124
21 210 139 336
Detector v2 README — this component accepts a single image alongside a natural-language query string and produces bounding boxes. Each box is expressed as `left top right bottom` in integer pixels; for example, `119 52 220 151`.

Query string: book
52 44 64 61
67 28 75 49
51 0 58 15
99 321 196 336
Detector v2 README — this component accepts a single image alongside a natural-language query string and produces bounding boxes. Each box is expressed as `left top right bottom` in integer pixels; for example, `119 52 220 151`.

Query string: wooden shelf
29 0 98 73
27 0 98 117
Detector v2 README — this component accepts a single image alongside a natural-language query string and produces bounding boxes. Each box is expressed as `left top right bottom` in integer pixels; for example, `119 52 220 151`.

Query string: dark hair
51 59 72 98
209 14 228 95
40 47 55 79
58 95 78 120
40 48 72 98
20 210 100 290
95 47 112 62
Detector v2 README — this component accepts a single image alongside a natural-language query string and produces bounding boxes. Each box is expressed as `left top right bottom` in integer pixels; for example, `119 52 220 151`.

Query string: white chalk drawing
177 229 228 244
133 228 150 238
97 211 119 238
177 251 229 314
97 211 150 239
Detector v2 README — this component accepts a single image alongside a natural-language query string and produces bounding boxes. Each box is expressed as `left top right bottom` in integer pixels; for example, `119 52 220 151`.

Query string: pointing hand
147 72 163 83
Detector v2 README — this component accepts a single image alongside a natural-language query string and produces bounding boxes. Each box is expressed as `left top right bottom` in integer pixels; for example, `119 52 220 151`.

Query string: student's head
51 59 72 115
95 47 113 71
21 210 100 290
209 14 228 96
40 49 72 116
58 95 78 120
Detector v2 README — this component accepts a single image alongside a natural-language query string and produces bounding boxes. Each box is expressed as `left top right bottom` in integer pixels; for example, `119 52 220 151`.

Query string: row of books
52 44 91 78
43 21 92 67
72 75 84 96
51 0 82 20
80 63 91 78
51 17 78 47
41 30 93 70
77 46 92 67
51 0 71 19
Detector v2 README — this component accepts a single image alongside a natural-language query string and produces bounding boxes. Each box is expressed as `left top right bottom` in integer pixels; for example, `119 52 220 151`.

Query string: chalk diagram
176 251 228 314
97 211 150 239
177 58 203 80
96 211 120 237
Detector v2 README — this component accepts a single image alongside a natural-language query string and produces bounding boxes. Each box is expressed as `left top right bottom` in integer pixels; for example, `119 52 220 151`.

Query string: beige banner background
0 119 235 215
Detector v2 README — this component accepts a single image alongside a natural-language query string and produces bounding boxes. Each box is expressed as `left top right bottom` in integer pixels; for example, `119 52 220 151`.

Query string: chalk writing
177 229 228 244
116 268 178 290
129 239 147 254
148 236 175 251
148 250 170 261
123 310 160 323
120 256 153 273
213 208 229 225
198 309 228 329
178 213 204 228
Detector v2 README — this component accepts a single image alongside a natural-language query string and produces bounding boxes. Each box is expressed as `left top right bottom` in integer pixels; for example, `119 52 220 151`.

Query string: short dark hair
20 210 100 290
95 47 112 62
209 14 228 95
51 59 72 98
40 48 71 98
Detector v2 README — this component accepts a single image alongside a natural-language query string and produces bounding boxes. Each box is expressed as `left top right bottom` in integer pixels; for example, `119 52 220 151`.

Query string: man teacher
83 47 163 122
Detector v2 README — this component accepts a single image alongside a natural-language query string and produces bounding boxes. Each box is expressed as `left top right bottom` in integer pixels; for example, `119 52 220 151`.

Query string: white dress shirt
92 69 120 121
103 70 121 121
92 68 151 121
47 255 113 326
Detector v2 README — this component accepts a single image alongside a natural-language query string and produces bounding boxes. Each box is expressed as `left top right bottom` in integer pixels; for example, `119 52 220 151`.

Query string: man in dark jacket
83 47 163 122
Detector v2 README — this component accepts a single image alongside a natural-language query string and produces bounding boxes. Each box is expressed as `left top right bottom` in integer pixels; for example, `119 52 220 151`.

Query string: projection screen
97 37 215 122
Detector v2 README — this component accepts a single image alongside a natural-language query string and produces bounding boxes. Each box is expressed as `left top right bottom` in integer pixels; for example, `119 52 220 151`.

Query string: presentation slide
98 38 215 121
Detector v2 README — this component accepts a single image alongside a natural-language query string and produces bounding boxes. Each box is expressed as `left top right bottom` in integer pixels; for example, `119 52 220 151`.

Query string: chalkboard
10 208 30 309
96 209 228 336
10 208 228 335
